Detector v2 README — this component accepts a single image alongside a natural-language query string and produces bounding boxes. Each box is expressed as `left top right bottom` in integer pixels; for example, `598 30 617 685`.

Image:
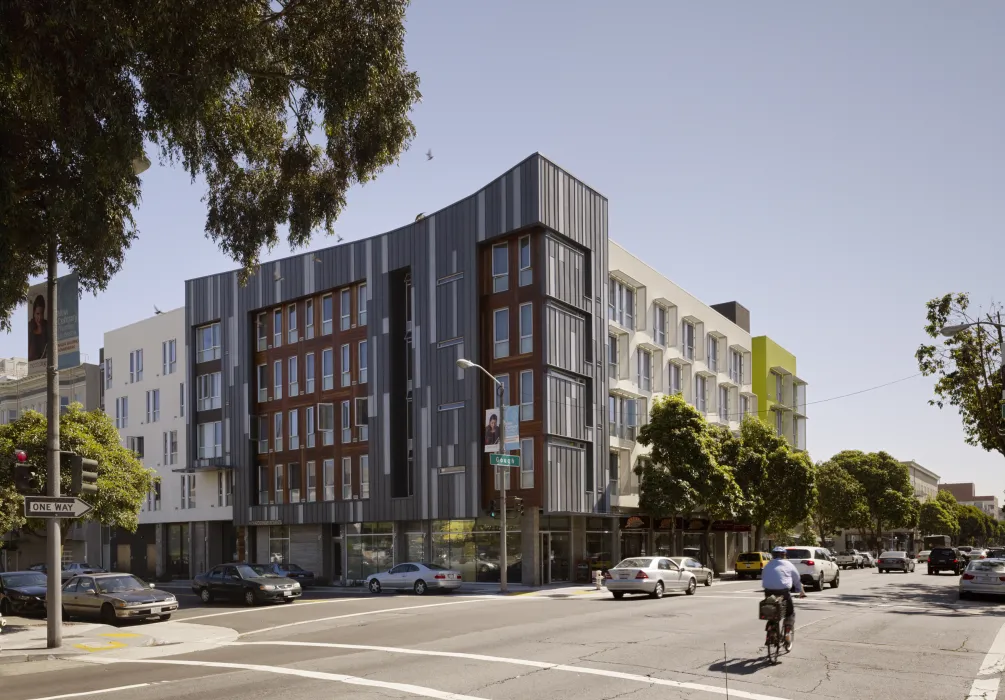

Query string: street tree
825 450 917 549
732 416 816 548
918 498 960 542
956 504 990 547
0 405 154 537
811 460 871 544
0 0 422 328
917 294 1005 459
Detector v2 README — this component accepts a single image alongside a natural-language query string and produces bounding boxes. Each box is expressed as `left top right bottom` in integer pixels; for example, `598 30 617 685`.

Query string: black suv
928 547 963 575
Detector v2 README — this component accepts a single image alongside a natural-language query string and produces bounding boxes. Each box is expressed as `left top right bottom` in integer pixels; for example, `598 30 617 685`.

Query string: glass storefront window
585 530 613 571
344 522 394 583
407 532 425 562
430 519 522 583
269 525 290 564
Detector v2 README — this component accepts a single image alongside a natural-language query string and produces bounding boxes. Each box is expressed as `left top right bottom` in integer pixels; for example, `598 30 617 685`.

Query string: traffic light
488 499 497 518
64 452 98 496
13 449 40 495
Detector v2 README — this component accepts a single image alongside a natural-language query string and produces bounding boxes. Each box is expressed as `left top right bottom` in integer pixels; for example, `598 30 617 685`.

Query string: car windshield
423 563 448 571
880 552 905 558
968 561 1005 573
737 553 762 562
669 557 687 565
932 548 955 555
285 564 303 572
838 551 856 556
1 572 46 588
235 565 263 579
786 549 812 560
251 564 281 577
96 575 147 593
615 558 652 569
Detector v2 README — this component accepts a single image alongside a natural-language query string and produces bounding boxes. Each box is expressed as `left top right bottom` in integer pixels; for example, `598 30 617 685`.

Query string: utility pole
45 233 62 648
497 382 508 595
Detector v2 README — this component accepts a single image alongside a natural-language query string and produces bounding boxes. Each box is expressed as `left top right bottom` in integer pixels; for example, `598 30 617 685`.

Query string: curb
0 651 86 664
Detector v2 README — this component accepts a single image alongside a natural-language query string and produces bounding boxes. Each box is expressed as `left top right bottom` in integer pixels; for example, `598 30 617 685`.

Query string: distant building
903 460 940 502
939 482 1000 520
0 357 28 382
750 336 807 451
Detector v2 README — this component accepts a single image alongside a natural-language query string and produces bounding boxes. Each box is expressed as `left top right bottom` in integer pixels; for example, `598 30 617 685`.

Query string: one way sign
23 496 92 519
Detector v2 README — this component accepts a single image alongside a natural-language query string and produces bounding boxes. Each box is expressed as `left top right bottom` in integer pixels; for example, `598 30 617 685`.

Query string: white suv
784 546 840 591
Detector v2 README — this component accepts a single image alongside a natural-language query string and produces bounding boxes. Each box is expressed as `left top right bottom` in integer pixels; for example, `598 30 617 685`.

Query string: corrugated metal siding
545 303 586 376
545 371 587 441
545 441 587 513
290 525 322 572
544 236 587 311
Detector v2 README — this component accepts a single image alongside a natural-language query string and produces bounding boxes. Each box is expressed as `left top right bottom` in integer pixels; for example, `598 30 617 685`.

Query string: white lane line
796 614 839 631
979 621 1005 676
232 641 791 700
22 684 151 700
968 678 999 700
179 598 359 621
87 659 488 700
240 596 520 637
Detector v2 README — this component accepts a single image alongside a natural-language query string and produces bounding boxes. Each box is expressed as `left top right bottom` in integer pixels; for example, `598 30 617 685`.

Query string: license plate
619 572 629 579
284 590 293 597
979 576 996 583
150 607 161 615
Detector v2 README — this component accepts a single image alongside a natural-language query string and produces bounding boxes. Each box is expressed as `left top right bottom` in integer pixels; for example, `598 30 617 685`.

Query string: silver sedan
669 556 714 587
367 562 463 596
877 551 915 573
605 557 697 599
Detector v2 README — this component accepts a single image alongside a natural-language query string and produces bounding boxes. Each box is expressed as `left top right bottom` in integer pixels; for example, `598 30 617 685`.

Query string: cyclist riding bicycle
762 546 807 623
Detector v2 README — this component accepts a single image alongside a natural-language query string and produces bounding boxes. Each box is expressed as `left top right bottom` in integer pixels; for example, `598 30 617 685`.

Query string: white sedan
960 559 1005 599
605 557 697 599
367 563 462 596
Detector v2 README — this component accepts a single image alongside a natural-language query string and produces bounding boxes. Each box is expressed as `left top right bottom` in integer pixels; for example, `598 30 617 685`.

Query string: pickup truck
834 550 865 569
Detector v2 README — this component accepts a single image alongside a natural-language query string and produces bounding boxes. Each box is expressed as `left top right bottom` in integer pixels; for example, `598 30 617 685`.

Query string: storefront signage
622 515 649 530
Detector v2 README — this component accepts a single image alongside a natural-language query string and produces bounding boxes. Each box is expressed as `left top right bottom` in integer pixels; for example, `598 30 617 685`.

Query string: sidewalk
0 620 153 663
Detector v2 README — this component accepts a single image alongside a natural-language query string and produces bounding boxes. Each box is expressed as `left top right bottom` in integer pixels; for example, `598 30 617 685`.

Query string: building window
275 463 284 504
493 308 510 359
341 343 351 387
322 348 334 390
519 303 533 354
519 371 533 421
115 396 128 429
359 340 368 384
358 283 367 326
289 356 299 396
608 335 619 379
165 430 178 465
609 279 635 329
145 389 160 423
153 482 161 511
776 409 783 435
341 400 351 443
637 348 652 391
775 373 783 402
129 349 143 382
682 321 695 360
197 421 222 459
654 306 667 346
492 243 509 293
257 364 268 402
127 436 144 459
319 402 334 446
518 236 532 287
695 375 707 412
163 339 177 375
273 308 283 348
323 459 335 500
730 349 743 384
360 455 370 499
669 363 682 395
305 353 315 394
740 394 749 417
306 460 317 502
258 465 269 505
356 397 368 441
256 312 268 351
494 374 510 406
608 395 638 441
322 294 333 335
719 385 729 422
288 303 298 344
306 406 316 448
197 322 221 363
273 359 283 400
181 474 196 509
104 358 113 389
218 471 232 507
609 451 619 483
520 438 534 488
289 408 299 450
179 382 185 417
258 415 269 453
274 411 283 452
707 335 718 372
342 457 352 499
197 372 222 411
290 464 302 504
340 288 351 330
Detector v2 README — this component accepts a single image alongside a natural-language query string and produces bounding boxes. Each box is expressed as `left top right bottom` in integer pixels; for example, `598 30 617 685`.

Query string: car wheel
0 598 10 616
686 578 697 596
650 581 664 599
199 587 213 604
960 590 970 600
158 614 171 621
414 580 427 596
612 592 624 599
100 603 118 626
369 579 382 594
705 573 712 587
928 568 935 575
244 590 256 607
813 575 824 592
831 571 840 589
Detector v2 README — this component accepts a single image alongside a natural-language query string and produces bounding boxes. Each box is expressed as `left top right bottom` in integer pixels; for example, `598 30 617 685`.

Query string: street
2 569 1002 700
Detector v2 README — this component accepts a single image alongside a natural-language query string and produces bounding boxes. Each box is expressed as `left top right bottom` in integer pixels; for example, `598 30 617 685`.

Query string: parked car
958 546 974 563
970 549 989 561
987 548 1005 559
668 557 714 587
193 563 302 605
834 551 865 569
261 562 316 587
29 562 105 581
605 557 697 599
960 559 1005 600
916 550 931 564
734 552 770 579
783 547 840 591
367 562 462 595
877 551 915 573
928 547 963 575
0 571 48 616
62 573 177 625
860 552 877 568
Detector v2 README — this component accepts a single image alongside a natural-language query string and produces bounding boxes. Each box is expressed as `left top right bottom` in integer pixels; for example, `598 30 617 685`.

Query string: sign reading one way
23 496 92 519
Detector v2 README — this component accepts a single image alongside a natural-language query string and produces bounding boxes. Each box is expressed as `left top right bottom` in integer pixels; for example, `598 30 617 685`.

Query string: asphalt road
3 568 1004 700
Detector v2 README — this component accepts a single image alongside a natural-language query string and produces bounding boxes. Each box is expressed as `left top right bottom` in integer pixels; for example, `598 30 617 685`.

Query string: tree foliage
918 498 959 540
824 450 918 548
0 0 422 330
917 293 1005 459
956 504 990 547
811 460 870 543
0 406 154 536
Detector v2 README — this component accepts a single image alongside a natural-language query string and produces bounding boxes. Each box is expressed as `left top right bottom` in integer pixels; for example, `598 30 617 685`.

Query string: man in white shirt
761 547 807 623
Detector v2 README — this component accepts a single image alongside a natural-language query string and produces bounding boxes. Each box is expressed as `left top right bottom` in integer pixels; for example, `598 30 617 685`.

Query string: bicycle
759 593 798 663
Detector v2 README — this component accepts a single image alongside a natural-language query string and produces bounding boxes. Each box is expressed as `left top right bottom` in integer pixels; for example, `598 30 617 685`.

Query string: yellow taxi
735 551 771 579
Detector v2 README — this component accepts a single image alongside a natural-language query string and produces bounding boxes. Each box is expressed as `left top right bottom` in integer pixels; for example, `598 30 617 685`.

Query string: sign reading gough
27 272 80 375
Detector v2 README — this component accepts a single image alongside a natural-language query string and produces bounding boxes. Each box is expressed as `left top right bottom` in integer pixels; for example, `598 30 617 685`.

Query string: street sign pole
497 383 508 595
45 234 62 649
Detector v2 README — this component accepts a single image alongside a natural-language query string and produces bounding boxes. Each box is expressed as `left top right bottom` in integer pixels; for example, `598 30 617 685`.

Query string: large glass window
340 289 351 330
197 323 221 362
305 352 315 393
289 408 300 450
288 303 298 344
274 411 283 451
518 236 532 287
519 303 533 354
359 340 368 384
273 359 282 400
342 457 352 499
289 356 299 396
430 519 522 583
269 525 290 565
492 243 509 293
345 522 394 583
494 308 510 359
358 283 368 326
341 344 351 387
305 299 315 340
322 348 334 390
654 305 667 346
322 294 333 335
273 308 283 348
197 421 222 459
519 371 533 421
520 438 534 489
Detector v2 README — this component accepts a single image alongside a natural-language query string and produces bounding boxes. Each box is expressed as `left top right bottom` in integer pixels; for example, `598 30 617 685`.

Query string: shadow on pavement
806 579 1005 617
708 656 776 675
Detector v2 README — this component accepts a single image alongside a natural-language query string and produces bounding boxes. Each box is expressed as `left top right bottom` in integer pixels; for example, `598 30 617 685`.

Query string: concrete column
393 521 407 565
572 516 586 581
714 532 728 574
611 518 621 563
321 525 334 585
423 520 433 562
521 508 540 587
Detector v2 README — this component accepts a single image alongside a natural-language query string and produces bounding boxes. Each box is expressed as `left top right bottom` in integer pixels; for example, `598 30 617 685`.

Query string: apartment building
184 154 612 586
606 242 756 572
940 483 1001 520
0 362 104 570
750 336 808 451
904 460 940 502
103 309 236 580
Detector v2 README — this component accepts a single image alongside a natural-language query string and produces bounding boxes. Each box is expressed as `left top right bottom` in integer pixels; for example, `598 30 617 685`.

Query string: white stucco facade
606 241 756 511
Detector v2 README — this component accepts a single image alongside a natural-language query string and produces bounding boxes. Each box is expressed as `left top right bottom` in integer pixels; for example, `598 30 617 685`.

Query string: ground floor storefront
109 520 238 581
617 515 752 574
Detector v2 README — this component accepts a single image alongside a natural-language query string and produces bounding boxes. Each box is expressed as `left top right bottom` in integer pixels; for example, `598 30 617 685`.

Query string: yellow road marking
73 640 127 652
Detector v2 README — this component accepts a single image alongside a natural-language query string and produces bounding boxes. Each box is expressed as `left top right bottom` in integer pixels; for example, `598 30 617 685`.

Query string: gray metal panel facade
185 154 609 526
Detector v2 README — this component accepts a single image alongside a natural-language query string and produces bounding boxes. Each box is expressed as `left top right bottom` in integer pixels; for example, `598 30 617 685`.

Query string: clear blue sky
3 2 1003 497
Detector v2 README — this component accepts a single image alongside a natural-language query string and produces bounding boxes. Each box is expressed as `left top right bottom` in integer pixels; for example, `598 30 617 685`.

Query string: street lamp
456 357 511 594
939 321 1005 421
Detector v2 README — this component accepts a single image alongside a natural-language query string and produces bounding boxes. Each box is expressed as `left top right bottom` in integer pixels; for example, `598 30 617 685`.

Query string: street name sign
490 454 520 467
23 496 92 519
